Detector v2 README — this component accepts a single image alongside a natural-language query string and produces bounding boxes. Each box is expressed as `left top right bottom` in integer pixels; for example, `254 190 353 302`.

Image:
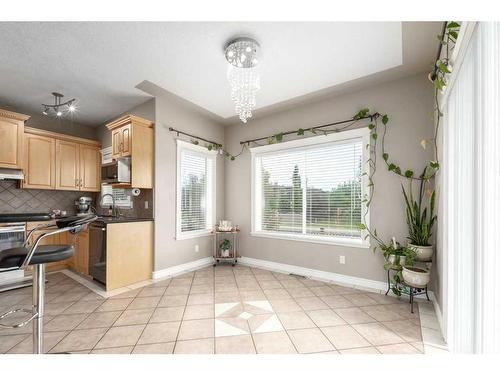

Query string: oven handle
0 227 26 234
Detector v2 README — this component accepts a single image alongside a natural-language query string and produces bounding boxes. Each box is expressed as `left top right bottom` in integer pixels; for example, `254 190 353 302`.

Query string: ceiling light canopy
42 92 76 118
225 37 261 124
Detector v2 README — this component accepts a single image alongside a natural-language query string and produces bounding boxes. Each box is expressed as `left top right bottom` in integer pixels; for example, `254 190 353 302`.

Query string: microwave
101 157 131 184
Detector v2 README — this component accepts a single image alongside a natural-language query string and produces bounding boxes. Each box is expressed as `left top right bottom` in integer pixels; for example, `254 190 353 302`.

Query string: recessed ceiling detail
0 22 437 126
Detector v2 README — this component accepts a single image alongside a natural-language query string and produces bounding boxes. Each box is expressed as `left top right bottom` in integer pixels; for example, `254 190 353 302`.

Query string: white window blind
252 128 369 246
176 140 216 239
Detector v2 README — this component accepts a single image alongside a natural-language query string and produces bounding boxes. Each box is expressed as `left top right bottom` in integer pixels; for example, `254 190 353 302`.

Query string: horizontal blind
180 151 207 233
256 138 363 239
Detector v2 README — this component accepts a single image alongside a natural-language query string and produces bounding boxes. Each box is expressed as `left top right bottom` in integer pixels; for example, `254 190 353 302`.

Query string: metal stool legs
32 263 45 354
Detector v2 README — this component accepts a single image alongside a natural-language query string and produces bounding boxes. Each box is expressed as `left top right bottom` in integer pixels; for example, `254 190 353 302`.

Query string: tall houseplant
402 166 437 261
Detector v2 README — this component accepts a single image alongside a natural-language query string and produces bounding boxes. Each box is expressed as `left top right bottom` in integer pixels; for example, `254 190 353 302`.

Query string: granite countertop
95 216 154 224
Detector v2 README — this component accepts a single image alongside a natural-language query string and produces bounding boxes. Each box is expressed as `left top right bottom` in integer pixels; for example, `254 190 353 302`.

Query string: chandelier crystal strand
224 38 260 124
227 65 260 123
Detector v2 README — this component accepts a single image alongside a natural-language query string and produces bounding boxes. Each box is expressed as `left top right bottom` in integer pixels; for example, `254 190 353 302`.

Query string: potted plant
219 239 232 257
382 238 408 267
402 265 431 288
402 167 437 261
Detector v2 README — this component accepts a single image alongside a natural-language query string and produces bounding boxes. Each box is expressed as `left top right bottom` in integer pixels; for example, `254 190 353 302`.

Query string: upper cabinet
0 109 30 169
23 127 101 192
106 115 154 189
23 133 56 189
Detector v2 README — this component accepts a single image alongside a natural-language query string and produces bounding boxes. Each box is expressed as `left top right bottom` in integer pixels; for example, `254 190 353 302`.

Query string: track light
41 92 77 118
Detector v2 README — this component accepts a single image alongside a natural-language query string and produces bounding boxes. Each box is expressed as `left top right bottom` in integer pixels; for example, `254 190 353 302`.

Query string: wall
224 73 434 283
138 83 225 272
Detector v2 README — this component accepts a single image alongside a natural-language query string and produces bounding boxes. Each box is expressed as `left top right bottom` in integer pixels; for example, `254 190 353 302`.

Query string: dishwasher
89 221 107 285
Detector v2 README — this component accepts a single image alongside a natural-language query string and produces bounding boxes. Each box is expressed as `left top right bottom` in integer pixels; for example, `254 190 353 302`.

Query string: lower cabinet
70 229 89 275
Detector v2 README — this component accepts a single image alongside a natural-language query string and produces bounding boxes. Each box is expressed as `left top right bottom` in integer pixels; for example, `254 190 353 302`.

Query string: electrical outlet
194 245 199 253
144 201 149 209
339 255 346 264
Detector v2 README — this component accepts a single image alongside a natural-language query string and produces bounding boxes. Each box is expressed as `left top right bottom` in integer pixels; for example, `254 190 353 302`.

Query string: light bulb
245 46 252 52
56 110 62 117
227 51 234 57
68 104 76 112
240 54 246 62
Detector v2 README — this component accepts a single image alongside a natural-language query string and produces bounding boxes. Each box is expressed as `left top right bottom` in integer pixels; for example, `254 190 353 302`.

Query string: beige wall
223 73 434 283
140 86 225 272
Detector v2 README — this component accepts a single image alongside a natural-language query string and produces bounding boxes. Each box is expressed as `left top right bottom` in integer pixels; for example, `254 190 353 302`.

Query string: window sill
250 231 370 248
176 230 213 241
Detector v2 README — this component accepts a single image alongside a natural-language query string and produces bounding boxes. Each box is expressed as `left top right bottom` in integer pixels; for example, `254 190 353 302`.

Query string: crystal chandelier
225 38 260 124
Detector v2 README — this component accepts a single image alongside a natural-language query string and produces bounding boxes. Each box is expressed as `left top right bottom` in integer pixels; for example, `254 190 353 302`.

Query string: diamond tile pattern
0 264 425 354
0 181 92 215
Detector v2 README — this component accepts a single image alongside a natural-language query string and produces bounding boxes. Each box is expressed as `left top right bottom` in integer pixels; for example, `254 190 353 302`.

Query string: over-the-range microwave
101 157 131 184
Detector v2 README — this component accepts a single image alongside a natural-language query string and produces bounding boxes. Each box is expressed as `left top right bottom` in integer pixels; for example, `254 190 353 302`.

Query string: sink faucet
100 193 119 217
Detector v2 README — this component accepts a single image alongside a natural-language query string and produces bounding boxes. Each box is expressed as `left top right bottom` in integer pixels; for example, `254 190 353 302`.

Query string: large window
176 140 216 239
251 127 370 247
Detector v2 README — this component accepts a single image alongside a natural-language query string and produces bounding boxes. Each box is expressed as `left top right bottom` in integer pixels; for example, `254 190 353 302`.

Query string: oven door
0 223 26 283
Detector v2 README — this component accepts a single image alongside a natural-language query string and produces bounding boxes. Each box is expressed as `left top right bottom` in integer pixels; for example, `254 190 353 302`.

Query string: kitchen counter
96 216 154 224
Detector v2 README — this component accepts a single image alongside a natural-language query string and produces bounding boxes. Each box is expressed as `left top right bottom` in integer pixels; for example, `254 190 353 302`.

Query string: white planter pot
402 266 430 288
408 243 434 262
388 255 406 266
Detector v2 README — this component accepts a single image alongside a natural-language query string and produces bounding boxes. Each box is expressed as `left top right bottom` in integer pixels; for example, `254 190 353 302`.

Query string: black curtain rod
239 113 379 145
169 127 222 147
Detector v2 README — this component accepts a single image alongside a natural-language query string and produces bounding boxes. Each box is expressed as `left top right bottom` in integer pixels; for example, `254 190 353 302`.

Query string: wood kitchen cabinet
0 109 29 169
106 115 154 188
23 127 101 192
23 133 56 189
69 228 89 275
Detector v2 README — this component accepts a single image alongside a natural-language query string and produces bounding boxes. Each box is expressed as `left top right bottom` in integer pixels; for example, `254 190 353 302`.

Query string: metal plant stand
212 229 239 267
385 265 430 314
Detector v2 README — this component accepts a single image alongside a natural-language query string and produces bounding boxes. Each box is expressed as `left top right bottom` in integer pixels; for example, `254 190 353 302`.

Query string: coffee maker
75 196 93 216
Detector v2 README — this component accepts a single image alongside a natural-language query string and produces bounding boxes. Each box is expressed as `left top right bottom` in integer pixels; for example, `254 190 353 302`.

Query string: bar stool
0 214 97 354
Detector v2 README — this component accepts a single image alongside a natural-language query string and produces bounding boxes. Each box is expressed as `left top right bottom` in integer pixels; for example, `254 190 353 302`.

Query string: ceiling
0 22 440 126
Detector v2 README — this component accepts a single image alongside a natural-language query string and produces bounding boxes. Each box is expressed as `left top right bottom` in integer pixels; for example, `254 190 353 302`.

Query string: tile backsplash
0 181 94 215
96 188 154 219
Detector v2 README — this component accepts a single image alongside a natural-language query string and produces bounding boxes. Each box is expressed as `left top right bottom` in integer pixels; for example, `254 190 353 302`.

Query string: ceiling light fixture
41 92 76 117
225 37 260 124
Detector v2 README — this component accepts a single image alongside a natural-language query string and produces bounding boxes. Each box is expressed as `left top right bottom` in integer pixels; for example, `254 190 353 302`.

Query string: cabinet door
0 117 24 169
23 134 55 189
120 124 132 157
112 128 122 159
55 140 80 191
76 230 89 275
79 145 101 192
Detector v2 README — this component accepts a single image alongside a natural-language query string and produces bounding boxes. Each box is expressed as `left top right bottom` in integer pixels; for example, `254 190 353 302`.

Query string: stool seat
0 245 74 269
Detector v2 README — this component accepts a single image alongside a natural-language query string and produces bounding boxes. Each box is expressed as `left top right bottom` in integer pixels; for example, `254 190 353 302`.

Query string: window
176 140 216 239
251 127 370 247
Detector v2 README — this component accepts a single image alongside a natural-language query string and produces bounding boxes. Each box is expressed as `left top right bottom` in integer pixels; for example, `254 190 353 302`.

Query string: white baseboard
152 257 213 280
432 296 445 340
239 256 389 293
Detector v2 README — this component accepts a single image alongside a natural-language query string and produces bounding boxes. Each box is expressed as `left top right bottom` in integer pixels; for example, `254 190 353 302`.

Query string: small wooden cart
212 229 239 266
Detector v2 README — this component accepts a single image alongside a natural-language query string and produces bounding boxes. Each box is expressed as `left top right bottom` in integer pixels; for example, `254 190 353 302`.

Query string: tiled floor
0 264 431 354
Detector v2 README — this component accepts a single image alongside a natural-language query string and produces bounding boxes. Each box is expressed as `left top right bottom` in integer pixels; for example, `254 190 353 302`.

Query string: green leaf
275 133 284 142
404 170 414 178
267 136 275 144
359 223 366 230
388 163 397 171
437 61 451 74
368 123 375 130
353 108 369 120
430 161 440 169
382 114 389 125
309 128 317 134
207 145 213 151
435 77 446 91
372 133 378 140
394 167 401 175
449 30 458 39
297 128 305 136
447 21 460 29
383 153 389 161
192 140 199 145
230 156 235 161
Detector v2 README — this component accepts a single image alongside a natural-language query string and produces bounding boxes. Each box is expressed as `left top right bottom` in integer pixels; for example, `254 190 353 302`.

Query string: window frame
176 139 217 240
250 127 371 248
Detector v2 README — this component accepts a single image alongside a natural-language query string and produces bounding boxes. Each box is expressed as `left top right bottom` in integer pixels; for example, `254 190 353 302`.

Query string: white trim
249 127 370 154
176 139 217 240
432 295 445 338
440 22 478 110
152 256 213 279
250 231 369 249
239 256 434 300
250 127 371 248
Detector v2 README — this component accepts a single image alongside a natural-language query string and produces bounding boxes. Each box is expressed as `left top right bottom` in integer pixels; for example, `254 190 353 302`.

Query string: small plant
402 167 437 246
